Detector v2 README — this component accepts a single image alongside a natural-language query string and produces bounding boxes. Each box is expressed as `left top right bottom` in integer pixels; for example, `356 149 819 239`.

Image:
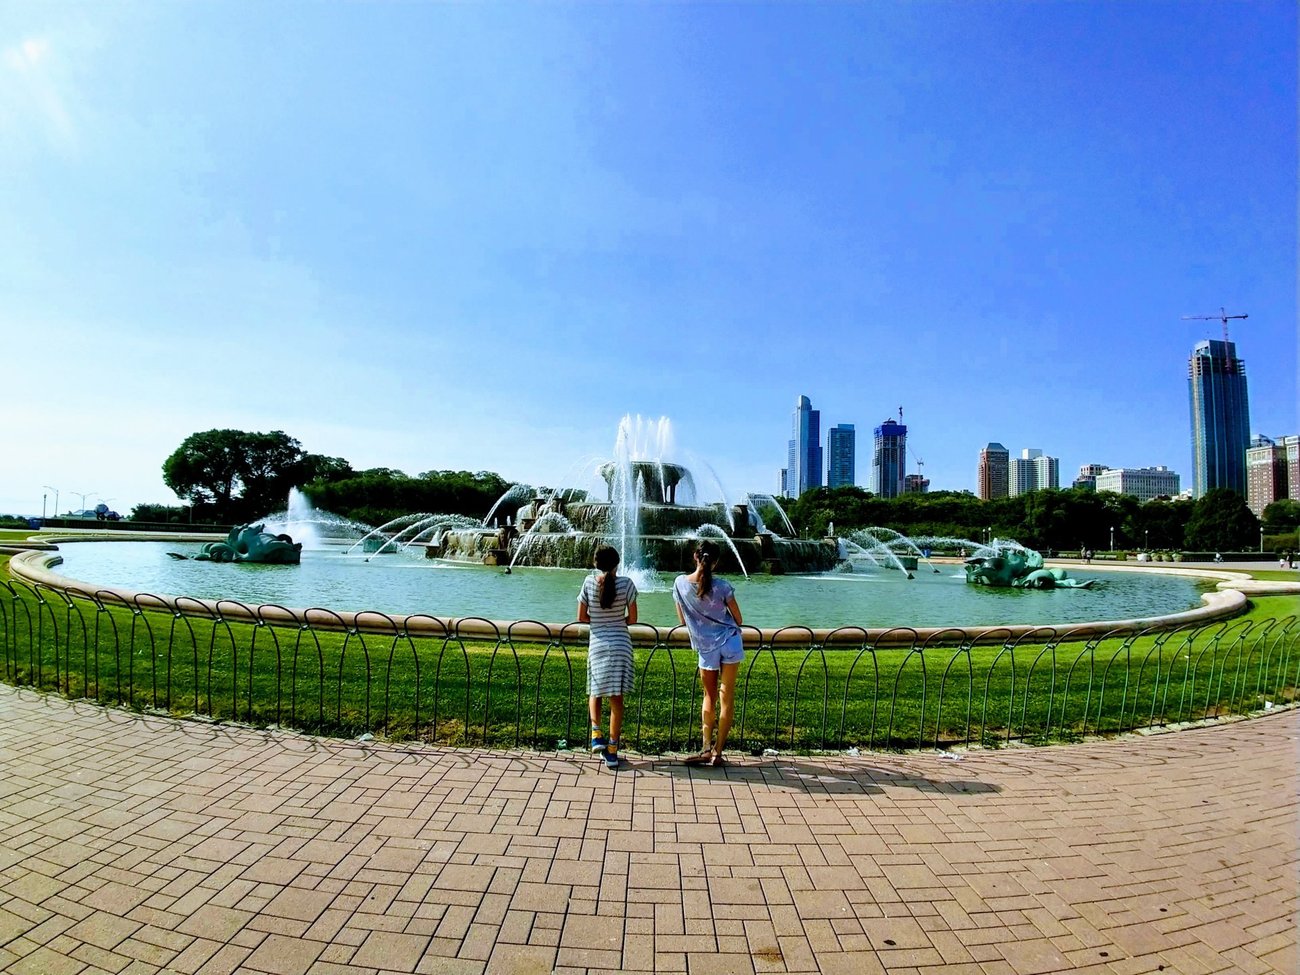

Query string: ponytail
594 546 620 609
693 540 719 598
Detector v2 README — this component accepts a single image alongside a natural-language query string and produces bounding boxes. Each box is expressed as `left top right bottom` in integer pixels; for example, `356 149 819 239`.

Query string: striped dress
579 573 637 697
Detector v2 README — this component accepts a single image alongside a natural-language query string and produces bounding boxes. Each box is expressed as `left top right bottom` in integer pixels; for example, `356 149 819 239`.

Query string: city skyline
1 3 1295 516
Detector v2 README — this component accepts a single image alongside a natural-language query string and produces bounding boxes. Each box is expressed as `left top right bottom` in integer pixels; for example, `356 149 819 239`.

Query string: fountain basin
9 540 1242 647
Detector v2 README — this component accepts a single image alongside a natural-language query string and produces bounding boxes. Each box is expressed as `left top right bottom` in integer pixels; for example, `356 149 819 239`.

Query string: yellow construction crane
1181 306 1247 344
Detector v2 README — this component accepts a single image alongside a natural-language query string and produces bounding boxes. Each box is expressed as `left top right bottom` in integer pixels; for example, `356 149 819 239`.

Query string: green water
47 541 1209 630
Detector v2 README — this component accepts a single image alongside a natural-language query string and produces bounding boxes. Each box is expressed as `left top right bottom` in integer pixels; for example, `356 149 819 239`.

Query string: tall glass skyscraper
1188 339 1250 498
785 395 822 497
872 419 907 498
827 424 856 488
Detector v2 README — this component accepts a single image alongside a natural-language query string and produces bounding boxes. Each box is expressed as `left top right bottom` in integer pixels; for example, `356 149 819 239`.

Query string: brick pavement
0 686 1294 975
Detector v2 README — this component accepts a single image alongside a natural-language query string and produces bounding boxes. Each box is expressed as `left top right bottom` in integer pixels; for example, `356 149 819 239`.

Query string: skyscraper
1035 454 1060 491
872 419 906 498
1009 448 1060 496
978 443 1010 500
1246 434 1300 516
787 395 822 497
826 424 856 488
1188 339 1250 498
1009 449 1042 497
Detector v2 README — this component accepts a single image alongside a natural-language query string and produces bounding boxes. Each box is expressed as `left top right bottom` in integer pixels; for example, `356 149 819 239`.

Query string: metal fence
2 577 1296 753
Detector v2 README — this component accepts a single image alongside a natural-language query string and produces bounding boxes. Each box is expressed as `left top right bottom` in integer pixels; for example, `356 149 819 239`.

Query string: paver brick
1 688 1295 975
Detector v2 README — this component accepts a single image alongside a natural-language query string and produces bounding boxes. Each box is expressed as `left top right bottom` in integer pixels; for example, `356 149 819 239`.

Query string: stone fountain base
427 527 839 575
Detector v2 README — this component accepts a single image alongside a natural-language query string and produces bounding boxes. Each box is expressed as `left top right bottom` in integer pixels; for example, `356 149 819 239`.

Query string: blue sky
3 2 1295 517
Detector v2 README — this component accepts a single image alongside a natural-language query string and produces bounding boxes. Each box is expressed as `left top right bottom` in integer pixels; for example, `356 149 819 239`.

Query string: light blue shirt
673 575 742 653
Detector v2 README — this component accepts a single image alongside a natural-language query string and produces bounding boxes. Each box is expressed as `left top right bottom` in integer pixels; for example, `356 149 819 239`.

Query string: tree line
139 429 509 526
137 429 1299 551
776 485 1298 553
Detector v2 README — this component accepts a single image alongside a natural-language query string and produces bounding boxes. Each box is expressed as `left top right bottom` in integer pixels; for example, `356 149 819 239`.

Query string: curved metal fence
2 577 1296 753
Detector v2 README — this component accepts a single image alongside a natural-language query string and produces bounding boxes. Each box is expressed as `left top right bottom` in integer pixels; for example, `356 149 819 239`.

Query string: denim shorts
696 636 744 672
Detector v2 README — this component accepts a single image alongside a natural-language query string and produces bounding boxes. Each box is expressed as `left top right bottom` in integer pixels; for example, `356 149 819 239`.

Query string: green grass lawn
3 556 1296 753
1239 569 1300 582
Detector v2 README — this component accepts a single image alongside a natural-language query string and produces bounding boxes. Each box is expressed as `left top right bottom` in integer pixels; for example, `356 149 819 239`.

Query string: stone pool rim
4 533 1272 647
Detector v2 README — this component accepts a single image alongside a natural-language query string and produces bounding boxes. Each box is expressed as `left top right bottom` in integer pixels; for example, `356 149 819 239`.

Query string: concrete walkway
0 687 1294 975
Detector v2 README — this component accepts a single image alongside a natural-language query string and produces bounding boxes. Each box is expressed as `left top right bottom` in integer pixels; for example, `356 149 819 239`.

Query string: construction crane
896 406 925 486
1181 307 1247 345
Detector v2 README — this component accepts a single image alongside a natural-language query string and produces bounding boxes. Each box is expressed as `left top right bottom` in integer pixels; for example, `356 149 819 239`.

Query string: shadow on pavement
618 754 1001 796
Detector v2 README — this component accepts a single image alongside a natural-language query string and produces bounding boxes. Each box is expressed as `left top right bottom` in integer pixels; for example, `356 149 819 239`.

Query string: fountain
261 488 376 550
427 416 840 575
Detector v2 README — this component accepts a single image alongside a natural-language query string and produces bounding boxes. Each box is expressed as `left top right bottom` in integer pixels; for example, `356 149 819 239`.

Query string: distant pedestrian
577 546 637 769
675 540 745 767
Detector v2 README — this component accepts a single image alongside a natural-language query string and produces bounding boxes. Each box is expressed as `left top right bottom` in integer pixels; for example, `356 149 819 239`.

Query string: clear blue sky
3 2 1295 517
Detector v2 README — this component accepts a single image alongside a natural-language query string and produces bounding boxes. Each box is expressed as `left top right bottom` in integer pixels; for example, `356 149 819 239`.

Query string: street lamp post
1109 526 1115 552
1260 525 1264 554
42 485 59 520
1144 528 1149 552
71 490 96 517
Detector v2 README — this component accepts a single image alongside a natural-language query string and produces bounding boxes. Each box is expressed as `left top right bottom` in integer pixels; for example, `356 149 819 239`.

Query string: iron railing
2 577 1296 753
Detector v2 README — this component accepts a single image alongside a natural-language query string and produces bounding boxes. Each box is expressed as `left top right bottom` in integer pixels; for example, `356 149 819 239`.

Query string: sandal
710 752 727 767
683 750 714 766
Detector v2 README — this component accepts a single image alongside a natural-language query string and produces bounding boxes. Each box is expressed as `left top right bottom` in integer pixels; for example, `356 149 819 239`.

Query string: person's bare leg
699 668 719 754
713 662 740 755
589 696 604 750
609 696 624 744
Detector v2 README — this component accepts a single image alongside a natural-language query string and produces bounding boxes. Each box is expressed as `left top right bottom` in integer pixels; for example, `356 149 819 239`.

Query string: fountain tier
425 418 840 574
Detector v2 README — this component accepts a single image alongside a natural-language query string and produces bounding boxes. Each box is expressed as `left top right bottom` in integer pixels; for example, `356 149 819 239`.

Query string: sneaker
603 742 620 769
590 734 607 753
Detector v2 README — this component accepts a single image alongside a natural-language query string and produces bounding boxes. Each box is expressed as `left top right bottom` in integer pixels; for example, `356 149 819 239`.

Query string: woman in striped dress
577 546 638 769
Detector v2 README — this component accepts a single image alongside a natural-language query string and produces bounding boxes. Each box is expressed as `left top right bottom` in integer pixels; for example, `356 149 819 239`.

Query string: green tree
1135 497 1194 550
1262 499 1300 533
162 429 323 521
303 469 516 526
1183 489 1259 551
129 502 189 524
299 453 354 485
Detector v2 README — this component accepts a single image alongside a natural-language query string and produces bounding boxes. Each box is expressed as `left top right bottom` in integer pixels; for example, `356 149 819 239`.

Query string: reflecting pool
48 541 1211 630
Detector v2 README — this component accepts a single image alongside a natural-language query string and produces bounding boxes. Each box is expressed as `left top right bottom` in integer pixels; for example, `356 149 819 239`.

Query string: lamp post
42 485 59 520
1109 526 1115 552
71 490 96 518
1260 525 1264 554
1144 529 1149 552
